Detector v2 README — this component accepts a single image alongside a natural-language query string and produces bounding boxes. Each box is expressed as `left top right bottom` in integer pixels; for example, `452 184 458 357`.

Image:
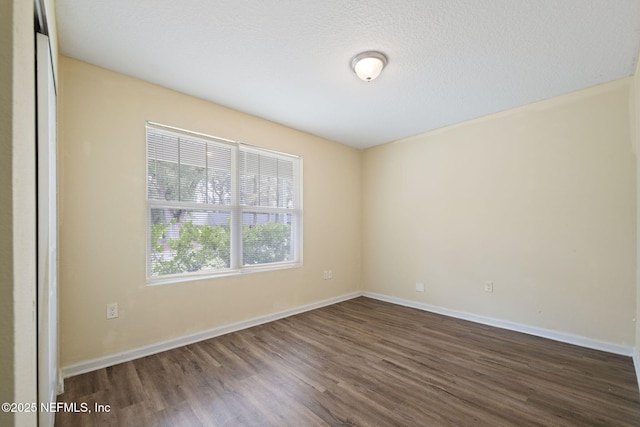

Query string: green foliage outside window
242 222 291 265
151 220 290 275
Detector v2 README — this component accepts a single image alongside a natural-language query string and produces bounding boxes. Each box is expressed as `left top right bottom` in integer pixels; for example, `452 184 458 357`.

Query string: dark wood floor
56 297 640 426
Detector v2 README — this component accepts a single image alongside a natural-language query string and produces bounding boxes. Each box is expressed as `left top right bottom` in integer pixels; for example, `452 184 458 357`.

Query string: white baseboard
633 351 640 391
363 292 634 357
62 291 363 379
57 369 64 395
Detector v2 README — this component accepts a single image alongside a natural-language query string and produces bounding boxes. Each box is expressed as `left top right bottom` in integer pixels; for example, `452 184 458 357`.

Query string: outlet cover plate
106 303 119 319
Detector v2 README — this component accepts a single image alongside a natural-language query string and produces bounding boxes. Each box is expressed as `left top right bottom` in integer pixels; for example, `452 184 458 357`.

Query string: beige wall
0 0 38 425
362 79 636 346
58 57 362 366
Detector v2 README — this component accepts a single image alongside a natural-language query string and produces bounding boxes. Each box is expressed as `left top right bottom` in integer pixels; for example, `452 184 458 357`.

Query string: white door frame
36 32 58 427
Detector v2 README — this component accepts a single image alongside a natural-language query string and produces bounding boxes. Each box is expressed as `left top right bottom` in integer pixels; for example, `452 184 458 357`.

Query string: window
146 122 302 283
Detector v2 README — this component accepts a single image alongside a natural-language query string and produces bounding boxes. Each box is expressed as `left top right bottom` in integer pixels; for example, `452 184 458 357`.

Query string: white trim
57 371 64 395
147 261 303 286
37 34 59 427
363 292 634 356
62 291 363 379
633 350 640 393
239 142 301 161
146 121 236 145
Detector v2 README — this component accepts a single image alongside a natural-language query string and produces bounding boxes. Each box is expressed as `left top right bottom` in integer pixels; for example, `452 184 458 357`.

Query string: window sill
146 262 303 286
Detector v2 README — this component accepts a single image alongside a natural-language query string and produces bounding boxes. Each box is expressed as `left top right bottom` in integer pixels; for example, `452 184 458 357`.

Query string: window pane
179 137 207 203
147 124 301 281
242 211 294 266
240 150 296 209
239 151 259 206
277 158 294 208
148 131 179 201
258 155 277 207
148 129 232 205
207 144 232 205
149 207 231 277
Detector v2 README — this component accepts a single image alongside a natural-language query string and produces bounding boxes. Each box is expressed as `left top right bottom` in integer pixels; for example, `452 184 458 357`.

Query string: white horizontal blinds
147 126 234 278
207 143 232 205
178 136 207 203
148 128 232 205
239 149 296 209
239 150 259 206
239 148 299 266
277 159 294 209
147 130 179 201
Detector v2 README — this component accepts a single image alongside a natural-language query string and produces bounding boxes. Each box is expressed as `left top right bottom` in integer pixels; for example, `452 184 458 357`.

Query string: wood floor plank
56 297 640 426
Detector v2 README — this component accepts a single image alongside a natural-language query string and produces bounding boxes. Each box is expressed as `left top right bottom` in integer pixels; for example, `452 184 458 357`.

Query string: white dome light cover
351 51 388 82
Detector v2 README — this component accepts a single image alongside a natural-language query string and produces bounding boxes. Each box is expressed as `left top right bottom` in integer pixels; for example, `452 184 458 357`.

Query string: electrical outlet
484 282 494 293
323 270 333 280
106 303 119 319
415 282 425 292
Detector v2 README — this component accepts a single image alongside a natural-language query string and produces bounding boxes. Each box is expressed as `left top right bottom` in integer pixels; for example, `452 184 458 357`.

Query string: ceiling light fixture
351 51 388 82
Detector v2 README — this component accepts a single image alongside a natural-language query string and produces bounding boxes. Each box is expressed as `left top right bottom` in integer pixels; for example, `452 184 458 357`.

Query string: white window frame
146 122 303 285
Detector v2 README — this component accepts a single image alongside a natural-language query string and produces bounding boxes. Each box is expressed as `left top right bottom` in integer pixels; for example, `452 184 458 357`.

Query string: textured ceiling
56 0 640 149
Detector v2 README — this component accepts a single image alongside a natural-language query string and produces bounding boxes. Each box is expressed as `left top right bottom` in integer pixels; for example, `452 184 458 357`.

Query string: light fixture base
351 51 388 82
